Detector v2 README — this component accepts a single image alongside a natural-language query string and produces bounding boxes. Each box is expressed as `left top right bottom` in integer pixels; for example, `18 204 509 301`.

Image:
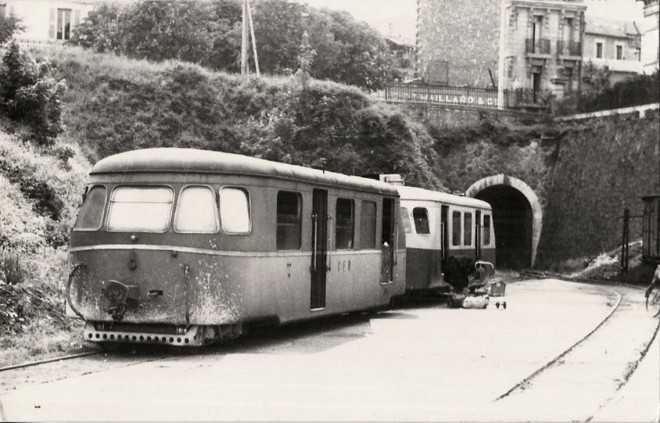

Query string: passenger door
311 189 328 309
381 198 395 283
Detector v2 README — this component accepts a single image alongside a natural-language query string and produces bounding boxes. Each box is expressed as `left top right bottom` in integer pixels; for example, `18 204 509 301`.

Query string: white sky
298 0 645 41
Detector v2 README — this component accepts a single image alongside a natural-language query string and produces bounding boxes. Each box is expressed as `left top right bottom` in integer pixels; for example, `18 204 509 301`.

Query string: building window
595 42 603 59
616 44 623 60
57 9 72 40
635 47 641 61
335 198 354 249
276 191 301 250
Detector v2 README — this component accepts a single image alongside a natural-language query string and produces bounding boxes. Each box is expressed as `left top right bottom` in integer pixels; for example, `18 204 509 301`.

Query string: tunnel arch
466 175 542 269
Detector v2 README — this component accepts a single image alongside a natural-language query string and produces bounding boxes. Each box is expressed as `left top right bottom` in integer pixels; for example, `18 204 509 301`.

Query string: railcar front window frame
106 186 174 233
174 185 220 234
73 185 107 231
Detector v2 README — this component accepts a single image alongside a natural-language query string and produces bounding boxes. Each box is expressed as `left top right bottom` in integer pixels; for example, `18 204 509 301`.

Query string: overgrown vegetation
37 46 442 189
556 66 659 115
0 41 66 145
69 0 398 91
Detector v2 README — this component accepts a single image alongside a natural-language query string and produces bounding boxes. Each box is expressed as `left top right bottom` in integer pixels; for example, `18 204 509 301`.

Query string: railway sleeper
84 321 246 347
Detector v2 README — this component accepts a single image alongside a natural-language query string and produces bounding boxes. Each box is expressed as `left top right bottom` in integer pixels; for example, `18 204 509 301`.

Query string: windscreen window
107 187 174 232
335 198 354 249
74 186 107 231
174 186 219 233
220 188 251 234
413 207 430 234
277 191 301 250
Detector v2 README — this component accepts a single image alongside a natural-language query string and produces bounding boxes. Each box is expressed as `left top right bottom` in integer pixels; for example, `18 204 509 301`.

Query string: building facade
416 0 501 87
638 0 659 74
0 0 96 45
498 0 587 105
582 16 642 85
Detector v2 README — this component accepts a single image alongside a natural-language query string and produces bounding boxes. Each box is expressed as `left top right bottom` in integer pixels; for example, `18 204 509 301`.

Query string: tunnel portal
475 185 533 269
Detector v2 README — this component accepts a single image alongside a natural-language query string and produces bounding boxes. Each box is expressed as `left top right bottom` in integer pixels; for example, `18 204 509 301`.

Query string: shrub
0 253 25 285
0 42 66 146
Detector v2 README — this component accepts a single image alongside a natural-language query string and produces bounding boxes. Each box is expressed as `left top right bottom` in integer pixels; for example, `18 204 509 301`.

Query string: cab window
174 186 219 233
107 186 173 232
220 188 251 234
74 186 106 231
413 207 430 234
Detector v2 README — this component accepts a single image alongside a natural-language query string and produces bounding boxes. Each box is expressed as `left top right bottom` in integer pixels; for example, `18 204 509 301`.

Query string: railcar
396 185 496 292
66 148 406 347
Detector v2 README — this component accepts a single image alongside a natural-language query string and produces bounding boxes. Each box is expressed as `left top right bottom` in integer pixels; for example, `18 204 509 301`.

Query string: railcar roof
90 148 399 195
397 185 492 210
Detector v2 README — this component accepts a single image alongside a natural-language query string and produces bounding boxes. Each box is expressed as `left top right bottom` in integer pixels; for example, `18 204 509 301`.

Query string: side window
413 207 430 234
400 207 412 234
107 186 173 232
483 215 492 246
220 187 250 234
464 213 472 246
174 186 219 233
74 186 106 231
336 198 354 249
359 201 377 249
452 211 461 246
277 191 301 250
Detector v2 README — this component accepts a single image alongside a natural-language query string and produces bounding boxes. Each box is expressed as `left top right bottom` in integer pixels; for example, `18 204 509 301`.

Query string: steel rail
0 351 99 373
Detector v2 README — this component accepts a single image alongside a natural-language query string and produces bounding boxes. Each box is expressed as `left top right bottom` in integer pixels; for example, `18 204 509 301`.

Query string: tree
0 14 22 45
68 4 123 54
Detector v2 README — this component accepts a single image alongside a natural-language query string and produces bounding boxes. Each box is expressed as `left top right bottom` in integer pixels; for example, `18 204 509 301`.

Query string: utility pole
241 0 260 77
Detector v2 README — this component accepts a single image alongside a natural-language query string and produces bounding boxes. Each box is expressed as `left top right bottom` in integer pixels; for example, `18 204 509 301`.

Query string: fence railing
525 38 552 55
557 40 581 57
375 82 549 111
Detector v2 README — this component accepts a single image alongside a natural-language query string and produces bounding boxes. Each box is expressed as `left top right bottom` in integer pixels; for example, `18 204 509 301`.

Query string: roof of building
585 16 640 38
90 148 400 195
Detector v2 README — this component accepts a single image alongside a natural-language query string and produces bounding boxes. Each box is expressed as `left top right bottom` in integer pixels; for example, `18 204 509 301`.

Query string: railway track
474 282 660 421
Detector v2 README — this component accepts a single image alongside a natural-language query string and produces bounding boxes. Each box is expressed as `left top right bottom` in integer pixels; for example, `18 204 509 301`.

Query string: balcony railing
557 40 582 57
525 38 551 55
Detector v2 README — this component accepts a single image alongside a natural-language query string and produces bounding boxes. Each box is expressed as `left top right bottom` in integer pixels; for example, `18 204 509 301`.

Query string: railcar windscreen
220 188 251 234
106 186 174 232
74 186 107 231
175 186 219 233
